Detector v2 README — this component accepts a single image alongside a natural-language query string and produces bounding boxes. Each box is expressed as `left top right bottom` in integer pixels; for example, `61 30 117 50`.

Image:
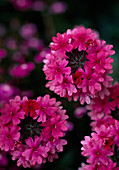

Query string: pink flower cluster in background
10 0 67 14
0 21 49 105
0 95 68 168
0 21 47 79
43 26 115 104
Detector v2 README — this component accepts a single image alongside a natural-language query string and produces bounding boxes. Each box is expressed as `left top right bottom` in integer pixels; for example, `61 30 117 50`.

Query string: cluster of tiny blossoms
0 95 68 168
80 118 119 169
79 83 119 169
43 25 115 105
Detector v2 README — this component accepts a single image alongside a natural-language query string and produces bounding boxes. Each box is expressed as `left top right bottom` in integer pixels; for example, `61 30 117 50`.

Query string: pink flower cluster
87 82 119 120
43 26 115 104
0 95 68 168
80 114 119 169
79 83 119 169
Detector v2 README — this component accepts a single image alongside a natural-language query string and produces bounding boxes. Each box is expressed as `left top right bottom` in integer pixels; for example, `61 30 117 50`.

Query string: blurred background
0 0 119 169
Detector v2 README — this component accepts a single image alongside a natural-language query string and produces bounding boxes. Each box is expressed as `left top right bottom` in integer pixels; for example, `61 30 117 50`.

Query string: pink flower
71 26 96 51
50 33 73 53
74 107 87 118
49 1 67 14
90 115 115 131
85 51 113 73
0 101 25 125
22 136 50 166
0 95 68 167
53 75 77 98
81 126 114 168
87 140 113 166
11 144 31 168
0 49 7 62
11 0 32 11
19 23 37 39
87 95 115 118
43 25 115 104
87 39 115 56
10 62 35 78
43 58 71 83
41 115 68 139
46 138 67 155
78 66 102 94
36 95 58 122
0 126 20 151
26 37 43 49
0 83 15 103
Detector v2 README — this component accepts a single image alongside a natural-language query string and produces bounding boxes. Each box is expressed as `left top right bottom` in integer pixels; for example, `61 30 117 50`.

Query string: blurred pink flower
74 107 87 118
49 1 67 14
10 62 35 78
0 151 8 167
19 23 37 39
26 37 43 50
0 83 20 104
0 49 7 62
11 0 32 11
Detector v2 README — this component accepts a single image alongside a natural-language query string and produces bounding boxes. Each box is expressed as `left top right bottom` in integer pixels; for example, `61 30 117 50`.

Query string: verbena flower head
43 25 115 104
81 117 119 169
0 95 68 168
86 82 119 120
81 83 119 169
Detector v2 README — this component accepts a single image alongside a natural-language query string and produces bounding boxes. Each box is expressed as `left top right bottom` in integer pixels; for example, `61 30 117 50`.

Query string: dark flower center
19 114 43 144
29 106 33 110
66 49 87 73
11 112 15 116
41 107 45 111
7 135 10 138
87 76 91 80
33 147 37 151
